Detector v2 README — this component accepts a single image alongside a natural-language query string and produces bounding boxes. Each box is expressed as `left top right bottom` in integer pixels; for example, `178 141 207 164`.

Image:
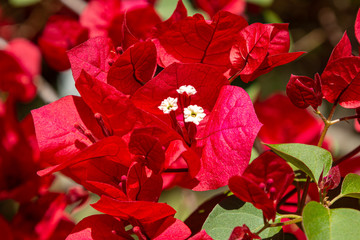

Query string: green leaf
246 0 274 7
263 10 283 23
265 143 332 184
341 173 360 199
203 196 282 240
155 0 205 20
249 147 259 164
9 0 40 7
303 201 360 240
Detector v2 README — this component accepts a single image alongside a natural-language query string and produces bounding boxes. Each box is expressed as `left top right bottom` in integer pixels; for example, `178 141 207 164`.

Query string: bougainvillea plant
1 0 360 239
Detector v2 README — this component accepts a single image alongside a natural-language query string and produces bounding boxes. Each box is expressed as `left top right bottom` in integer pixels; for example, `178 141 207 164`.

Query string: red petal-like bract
68 37 118 82
92 196 191 239
0 39 40 102
228 225 261 240
132 63 228 118
355 8 360 45
5 38 41 78
193 0 246 18
80 0 122 38
230 23 304 82
194 85 262 190
155 0 187 34
129 132 165 174
108 6 161 48
66 214 130 240
321 56 360 108
76 70 179 146
0 99 47 203
126 162 163 202
37 136 131 177
230 23 273 75
107 41 157 95
286 73 323 109
230 176 276 221
31 95 104 164
12 192 76 240
229 151 294 221
154 11 247 73
38 15 89 71
326 32 352 65
80 0 149 38
254 94 323 146
132 63 260 190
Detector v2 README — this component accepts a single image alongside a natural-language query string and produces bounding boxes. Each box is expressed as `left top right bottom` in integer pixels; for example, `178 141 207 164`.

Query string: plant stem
60 0 87 15
330 114 360 125
228 70 241 83
277 188 297 211
298 102 338 213
279 214 302 219
297 176 310 214
329 194 343 206
333 144 360 167
36 76 59 104
255 217 303 235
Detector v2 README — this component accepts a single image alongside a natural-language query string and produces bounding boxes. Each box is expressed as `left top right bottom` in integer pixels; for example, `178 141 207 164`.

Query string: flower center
158 86 206 145
184 105 206 125
158 97 178 114
176 85 197 96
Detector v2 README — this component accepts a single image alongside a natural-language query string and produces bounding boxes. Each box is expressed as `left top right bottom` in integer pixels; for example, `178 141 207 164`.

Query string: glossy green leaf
203 196 282 240
265 143 332 184
303 201 360 240
341 173 360 199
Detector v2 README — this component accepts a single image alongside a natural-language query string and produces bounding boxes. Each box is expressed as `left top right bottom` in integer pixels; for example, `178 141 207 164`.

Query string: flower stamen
176 85 197 96
183 105 206 125
158 97 178 114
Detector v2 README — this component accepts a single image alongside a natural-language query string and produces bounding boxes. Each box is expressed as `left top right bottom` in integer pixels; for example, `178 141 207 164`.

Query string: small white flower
176 85 197 96
158 97 178 114
183 105 206 125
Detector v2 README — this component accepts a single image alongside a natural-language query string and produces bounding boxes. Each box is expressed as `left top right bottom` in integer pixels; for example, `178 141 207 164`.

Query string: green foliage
155 0 205 20
265 143 332 184
203 196 281 240
9 0 40 7
341 173 360 199
246 0 274 7
331 173 360 204
303 201 360 240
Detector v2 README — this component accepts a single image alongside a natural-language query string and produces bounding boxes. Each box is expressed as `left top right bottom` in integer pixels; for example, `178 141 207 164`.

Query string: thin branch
36 76 59 104
60 0 87 15
330 114 360 125
333 144 360 167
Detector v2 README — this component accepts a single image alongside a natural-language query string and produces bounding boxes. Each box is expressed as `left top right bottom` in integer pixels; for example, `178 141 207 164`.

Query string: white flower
176 85 197 96
183 105 206 125
158 97 178 114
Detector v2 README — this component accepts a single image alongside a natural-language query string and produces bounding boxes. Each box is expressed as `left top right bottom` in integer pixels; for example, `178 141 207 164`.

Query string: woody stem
298 102 338 213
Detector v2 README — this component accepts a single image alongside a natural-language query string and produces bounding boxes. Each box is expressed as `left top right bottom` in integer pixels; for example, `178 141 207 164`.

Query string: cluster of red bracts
287 9 360 111
0 0 313 239
30 0 308 238
0 37 90 239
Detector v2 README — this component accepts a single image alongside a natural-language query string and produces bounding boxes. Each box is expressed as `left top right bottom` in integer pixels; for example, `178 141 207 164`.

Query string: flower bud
286 73 323 109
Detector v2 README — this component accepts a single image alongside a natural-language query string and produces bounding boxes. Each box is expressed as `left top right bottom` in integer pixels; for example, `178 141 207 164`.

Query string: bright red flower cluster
0 0 310 239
